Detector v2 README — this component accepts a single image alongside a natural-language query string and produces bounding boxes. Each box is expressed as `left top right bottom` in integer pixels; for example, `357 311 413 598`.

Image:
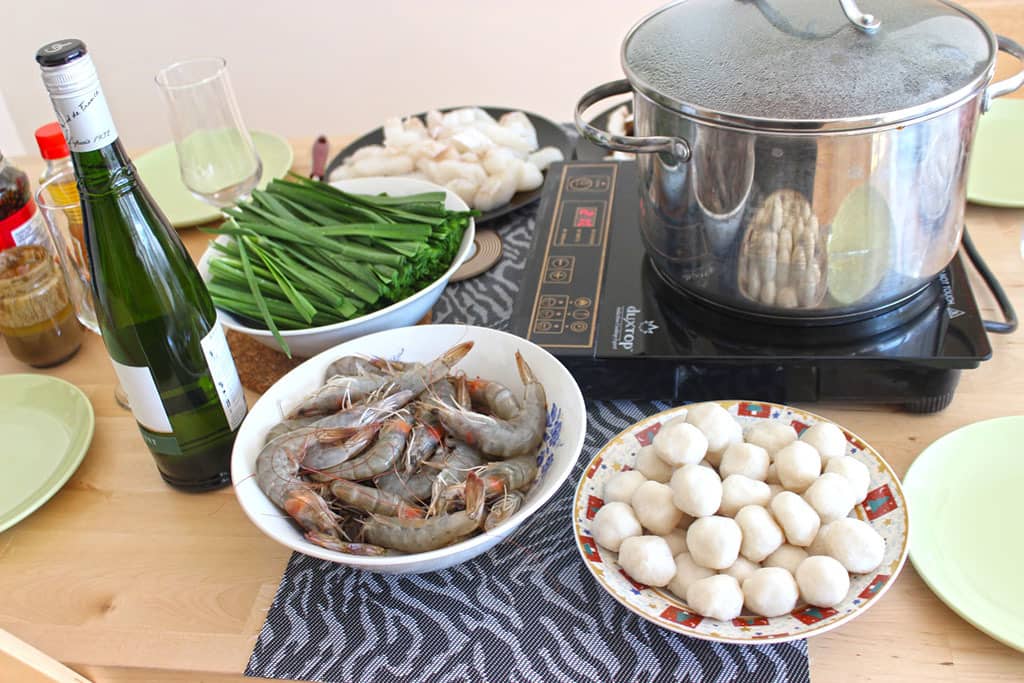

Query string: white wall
2 0 663 155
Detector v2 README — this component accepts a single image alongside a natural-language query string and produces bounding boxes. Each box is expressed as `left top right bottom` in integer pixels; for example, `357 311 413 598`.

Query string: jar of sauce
0 245 82 366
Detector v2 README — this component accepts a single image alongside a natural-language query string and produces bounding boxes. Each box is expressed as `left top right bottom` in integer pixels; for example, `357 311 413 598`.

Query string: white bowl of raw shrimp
231 324 587 574
196 176 475 359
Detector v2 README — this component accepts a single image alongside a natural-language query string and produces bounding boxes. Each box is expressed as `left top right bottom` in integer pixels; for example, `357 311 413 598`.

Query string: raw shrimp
255 426 362 508
282 488 339 535
433 441 487 487
323 355 388 381
309 413 413 481
328 478 426 519
296 342 471 416
289 375 390 416
302 422 381 471
363 473 487 553
467 378 521 419
264 413 321 445
427 441 489 514
444 454 538 504
485 491 526 531
310 389 415 430
304 530 390 556
375 444 444 504
433 352 546 459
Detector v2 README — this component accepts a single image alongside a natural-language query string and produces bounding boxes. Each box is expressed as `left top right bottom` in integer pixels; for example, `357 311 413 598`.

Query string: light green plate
967 99 1024 208
134 130 294 228
904 416 1024 651
0 374 94 533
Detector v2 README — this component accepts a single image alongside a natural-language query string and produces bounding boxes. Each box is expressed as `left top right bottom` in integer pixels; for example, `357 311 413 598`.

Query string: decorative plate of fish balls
572 401 910 644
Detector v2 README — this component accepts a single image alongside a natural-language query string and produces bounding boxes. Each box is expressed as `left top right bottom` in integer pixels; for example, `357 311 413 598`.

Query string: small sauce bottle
35 122 87 267
0 245 83 367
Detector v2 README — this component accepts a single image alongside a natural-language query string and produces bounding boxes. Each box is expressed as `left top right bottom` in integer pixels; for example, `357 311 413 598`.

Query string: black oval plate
325 106 574 224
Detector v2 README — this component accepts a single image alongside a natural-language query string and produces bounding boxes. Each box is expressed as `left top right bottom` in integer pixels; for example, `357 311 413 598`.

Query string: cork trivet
451 229 502 282
225 310 434 395
226 329 306 394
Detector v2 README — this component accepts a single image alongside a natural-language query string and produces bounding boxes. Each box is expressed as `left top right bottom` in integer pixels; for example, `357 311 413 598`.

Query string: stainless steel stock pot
576 0 1024 322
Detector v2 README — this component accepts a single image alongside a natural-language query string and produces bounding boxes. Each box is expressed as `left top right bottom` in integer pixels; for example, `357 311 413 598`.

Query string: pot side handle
574 79 692 162
984 35 1024 111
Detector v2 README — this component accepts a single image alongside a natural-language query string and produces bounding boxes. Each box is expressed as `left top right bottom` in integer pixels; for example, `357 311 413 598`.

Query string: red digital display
573 206 597 228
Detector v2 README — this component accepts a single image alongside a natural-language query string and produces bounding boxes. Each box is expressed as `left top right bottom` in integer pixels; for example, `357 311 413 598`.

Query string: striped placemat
243 203 811 683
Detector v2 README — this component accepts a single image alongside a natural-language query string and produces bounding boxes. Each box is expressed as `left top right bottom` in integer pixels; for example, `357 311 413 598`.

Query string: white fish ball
826 518 885 574
735 505 784 562
796 555 850 607
764 544 809 575
667 553 715 600
806 521 836 556
719 475 772 517
686 574 744 621
742 567 799 617
591 501 642 551
770 491 821 546
803 473 856 523
745 422 798 457
685 403 743 455
800 422 848 463
722 556 761 584
719 442 770 481
618 536 677 587
825 456 872 504
670 464 723 517
687 516 742 569
661 528 689 556
603 469 648 504
774 441 822 493
636 445 673 483
653 421 708 466
632 481 684 535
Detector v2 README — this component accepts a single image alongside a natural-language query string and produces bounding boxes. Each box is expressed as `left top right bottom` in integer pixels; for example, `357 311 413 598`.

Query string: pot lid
621 0 997 130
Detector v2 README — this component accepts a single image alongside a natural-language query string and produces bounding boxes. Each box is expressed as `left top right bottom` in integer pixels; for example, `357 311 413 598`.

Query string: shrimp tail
515 351 536 385
465 472 487 523
441 341 474 368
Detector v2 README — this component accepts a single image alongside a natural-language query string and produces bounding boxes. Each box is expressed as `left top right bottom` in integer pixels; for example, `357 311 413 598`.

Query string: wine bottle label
40 53 118 153
110 359 173 434
200 324 247 430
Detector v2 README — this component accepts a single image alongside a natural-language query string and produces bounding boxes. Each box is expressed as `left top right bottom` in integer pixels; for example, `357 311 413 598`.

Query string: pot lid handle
837 0 880 33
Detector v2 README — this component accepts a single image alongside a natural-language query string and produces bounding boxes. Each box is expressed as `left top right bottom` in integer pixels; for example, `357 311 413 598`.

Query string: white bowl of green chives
196 177 475 358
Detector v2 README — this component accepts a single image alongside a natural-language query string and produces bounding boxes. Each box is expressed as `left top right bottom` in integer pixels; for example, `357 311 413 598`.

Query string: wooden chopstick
0 628 92 683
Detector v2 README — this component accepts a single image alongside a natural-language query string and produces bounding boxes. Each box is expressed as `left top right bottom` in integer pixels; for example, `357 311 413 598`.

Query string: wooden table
1 137 1023 683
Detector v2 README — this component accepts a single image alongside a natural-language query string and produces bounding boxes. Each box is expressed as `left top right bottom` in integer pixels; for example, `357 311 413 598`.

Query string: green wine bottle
36 39 247 491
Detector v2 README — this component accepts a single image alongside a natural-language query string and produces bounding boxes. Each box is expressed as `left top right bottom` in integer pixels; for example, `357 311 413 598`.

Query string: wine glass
155 57 262 208
36 172 130 409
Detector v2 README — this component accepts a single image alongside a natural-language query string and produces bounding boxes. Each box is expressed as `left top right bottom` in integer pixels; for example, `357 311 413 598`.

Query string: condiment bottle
37 39 247 492
0 151 49 251
0 244 83 366
35 122 87 266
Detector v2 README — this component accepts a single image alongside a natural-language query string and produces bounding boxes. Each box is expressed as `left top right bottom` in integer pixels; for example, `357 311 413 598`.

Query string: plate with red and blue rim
572 400 909 644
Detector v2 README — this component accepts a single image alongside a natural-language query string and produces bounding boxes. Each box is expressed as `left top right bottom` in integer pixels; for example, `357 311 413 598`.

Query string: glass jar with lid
0 245 83 366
